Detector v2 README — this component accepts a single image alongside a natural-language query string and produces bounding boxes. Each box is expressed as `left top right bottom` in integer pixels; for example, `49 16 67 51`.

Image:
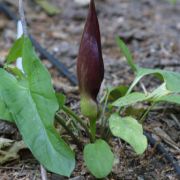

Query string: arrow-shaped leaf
0 36 75 177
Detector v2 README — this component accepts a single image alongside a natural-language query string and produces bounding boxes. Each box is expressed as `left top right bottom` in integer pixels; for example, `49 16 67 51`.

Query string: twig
170 113 180 128
40 165 48 180
18 0 28 36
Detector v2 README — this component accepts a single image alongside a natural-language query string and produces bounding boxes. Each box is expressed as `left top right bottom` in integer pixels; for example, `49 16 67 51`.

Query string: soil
0 0 180 179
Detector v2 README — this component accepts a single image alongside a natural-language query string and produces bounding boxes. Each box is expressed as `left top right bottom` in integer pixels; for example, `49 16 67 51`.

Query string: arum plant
1 0 180 179
77 0 104 142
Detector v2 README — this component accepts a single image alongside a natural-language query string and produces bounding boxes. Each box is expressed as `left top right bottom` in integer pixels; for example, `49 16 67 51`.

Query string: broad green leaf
109 114 147 154
0 95 13 122
84 139 114 178
129 67 180 94
156 94 180 105
0 36 75 177
116 37 137 72
112 92 148 107
56 93 66 110
0 66 74 177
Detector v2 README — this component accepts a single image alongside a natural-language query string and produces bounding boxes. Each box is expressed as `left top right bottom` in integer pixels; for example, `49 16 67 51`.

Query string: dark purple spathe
77 0 104 101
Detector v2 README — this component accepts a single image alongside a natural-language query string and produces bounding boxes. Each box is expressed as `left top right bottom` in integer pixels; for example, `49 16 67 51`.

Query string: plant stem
55 113 82 150
104 128 111 142
19 0 28 36
100 90 110 137
90 118 96 142
62 106 93 142
139 103 156 124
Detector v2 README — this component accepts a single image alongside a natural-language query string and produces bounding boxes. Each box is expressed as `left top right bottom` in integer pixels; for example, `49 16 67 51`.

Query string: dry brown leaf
0 138 27 165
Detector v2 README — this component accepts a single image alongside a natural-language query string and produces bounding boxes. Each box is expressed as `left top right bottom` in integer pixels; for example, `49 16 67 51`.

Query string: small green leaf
116 38 180 94
116 37 137 72
112 83 171 108
167 0 177 5
149 83 170 100
4 65 24 79
84 139 114 178
129 67 180 94
56 93 66 110
35 0 61 15
112 92 148 107
108 85 128 101
6 36 24 64
156 94 180 105
109 114 147 154
124 107 145 119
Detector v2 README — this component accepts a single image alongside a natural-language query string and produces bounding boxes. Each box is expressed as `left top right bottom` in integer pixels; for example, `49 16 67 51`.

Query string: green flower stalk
77 0 104 120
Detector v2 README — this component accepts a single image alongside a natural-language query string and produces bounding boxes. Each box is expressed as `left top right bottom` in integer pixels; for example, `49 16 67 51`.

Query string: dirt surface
0 0 180 179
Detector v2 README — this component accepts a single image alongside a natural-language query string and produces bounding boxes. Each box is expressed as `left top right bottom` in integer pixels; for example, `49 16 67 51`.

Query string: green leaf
4 65 24 79
149 83 170 100
156 94 180 105
116 37 137 72
124 106 145 119
0 95 13 122
116 38 180 94
35 0 61 15
167 0 177 5
109 114 147 154
0 36 75 177
56 93 66 110
6 37 24 64
108 85 128 102
112 83 171 108
84 139 114 178
112 92 148 107
129 67 180 94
